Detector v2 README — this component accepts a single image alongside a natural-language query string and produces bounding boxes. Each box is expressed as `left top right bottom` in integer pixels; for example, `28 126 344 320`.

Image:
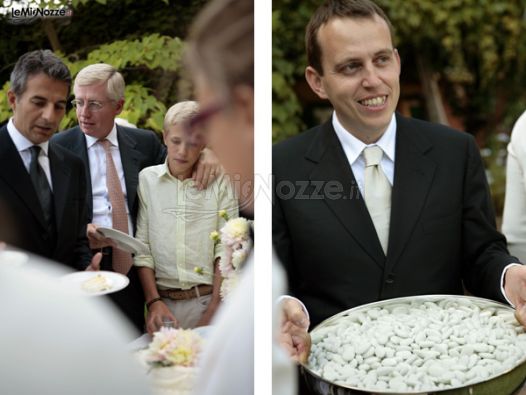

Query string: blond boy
134 101 238 333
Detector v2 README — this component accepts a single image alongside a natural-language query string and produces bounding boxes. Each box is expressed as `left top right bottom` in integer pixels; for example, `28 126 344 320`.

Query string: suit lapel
48 144 71 237
117 125 140 213
386 114 436 271
69 128 93 215
0 126 47 228
307 121 386 268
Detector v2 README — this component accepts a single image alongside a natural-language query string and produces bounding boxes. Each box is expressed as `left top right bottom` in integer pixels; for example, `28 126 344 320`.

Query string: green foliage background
0 0 209 133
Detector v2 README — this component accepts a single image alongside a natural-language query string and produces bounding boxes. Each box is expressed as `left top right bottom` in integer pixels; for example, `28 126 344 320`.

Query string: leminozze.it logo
6 5 73 25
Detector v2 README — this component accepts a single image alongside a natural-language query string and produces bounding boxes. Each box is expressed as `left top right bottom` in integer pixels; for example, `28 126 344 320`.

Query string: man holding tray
273 0 526 369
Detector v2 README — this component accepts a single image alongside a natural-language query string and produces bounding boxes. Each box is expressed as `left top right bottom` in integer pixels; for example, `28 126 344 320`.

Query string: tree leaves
0 0 198 134
272 0 526 143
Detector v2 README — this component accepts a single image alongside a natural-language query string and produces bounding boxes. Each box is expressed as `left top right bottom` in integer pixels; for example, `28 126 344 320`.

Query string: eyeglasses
184 102 224 144
71 99 115 112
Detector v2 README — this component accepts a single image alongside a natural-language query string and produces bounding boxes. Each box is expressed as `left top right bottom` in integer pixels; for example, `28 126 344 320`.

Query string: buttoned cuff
501 263 523 307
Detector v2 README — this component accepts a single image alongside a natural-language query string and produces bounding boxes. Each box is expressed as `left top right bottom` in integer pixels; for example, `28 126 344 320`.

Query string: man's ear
393 48 401 76
114 98 124 115
7 90 17 111
305 66 328 100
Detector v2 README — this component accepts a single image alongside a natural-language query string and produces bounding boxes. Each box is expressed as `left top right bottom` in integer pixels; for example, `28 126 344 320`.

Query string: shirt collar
159 159 172 178
7 118 50 155
85 123 118 148
332 112 396 164
159 158 196 185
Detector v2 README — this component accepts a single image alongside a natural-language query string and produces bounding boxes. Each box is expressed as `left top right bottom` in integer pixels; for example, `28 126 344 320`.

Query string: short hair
186 0 253 97
306 0 394 75
163 101 200 132
74 63 125 101
10 50 71 96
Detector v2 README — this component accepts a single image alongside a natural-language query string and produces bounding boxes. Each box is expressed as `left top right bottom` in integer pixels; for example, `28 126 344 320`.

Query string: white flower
217 216 253 300
231 242 250 269
221 218 250 244
144 327 203 368
219 251 234 276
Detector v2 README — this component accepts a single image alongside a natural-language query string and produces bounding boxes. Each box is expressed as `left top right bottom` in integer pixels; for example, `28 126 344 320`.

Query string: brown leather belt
159 285 213 301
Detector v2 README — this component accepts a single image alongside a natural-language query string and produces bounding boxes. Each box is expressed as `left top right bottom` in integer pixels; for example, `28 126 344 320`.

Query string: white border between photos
254 0 272 394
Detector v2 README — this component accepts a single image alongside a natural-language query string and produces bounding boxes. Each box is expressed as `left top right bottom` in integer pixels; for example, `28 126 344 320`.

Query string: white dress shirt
503 110 526 263
332 111 396 195
7 118 53 190
84 125 133 234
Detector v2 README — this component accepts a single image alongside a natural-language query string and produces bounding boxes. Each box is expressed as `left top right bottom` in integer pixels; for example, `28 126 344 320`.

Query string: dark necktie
29 145 54 230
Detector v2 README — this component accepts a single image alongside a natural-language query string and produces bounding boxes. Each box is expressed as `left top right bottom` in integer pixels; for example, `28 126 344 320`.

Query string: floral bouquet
144 327 203 369
209 210 253 300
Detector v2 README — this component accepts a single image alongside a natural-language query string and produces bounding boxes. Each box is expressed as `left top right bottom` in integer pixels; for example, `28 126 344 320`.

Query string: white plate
96 227 149 255
59 270 129 296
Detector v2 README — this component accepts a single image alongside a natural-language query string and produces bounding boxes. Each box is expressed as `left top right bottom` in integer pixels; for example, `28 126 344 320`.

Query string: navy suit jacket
0 125 92 269
52 124 166 231
52 124 165 331
273 113 518 327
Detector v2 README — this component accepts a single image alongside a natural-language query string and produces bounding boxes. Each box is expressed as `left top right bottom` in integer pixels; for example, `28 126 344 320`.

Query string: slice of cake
81 274 112 293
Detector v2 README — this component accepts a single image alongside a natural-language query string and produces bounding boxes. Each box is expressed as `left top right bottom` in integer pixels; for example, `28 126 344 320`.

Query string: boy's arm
137 266 178 335
196 257 222 327
133 172 177 334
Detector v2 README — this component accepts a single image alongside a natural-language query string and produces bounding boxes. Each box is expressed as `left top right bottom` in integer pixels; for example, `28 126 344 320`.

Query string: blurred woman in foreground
185 0 254 394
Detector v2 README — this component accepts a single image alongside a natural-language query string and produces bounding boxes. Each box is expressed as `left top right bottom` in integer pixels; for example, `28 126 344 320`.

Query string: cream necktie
100 139 133 275
363 146 391 254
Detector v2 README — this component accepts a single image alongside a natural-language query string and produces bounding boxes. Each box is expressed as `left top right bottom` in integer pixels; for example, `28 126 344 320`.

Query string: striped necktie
100 139 133 275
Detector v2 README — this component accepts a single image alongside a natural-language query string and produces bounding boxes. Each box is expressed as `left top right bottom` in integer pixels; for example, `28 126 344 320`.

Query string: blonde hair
163 101 199 133
186 0 253 97
74 63 125 101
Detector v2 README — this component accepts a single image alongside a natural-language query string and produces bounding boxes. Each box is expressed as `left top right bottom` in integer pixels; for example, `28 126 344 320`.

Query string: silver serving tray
301 294 526 395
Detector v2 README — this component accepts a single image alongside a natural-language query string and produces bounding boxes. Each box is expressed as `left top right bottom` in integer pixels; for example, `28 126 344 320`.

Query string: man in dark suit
0 50 100 271
273 0 526 364
52 63 165 332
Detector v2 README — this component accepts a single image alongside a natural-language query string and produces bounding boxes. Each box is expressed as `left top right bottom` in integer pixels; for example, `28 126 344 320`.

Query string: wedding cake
137 328 203 395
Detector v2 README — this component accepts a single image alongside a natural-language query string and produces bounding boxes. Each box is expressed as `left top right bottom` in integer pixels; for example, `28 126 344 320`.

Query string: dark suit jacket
52 124 166 331
52 125 166 230
0 125 92 270
273 113 518 327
